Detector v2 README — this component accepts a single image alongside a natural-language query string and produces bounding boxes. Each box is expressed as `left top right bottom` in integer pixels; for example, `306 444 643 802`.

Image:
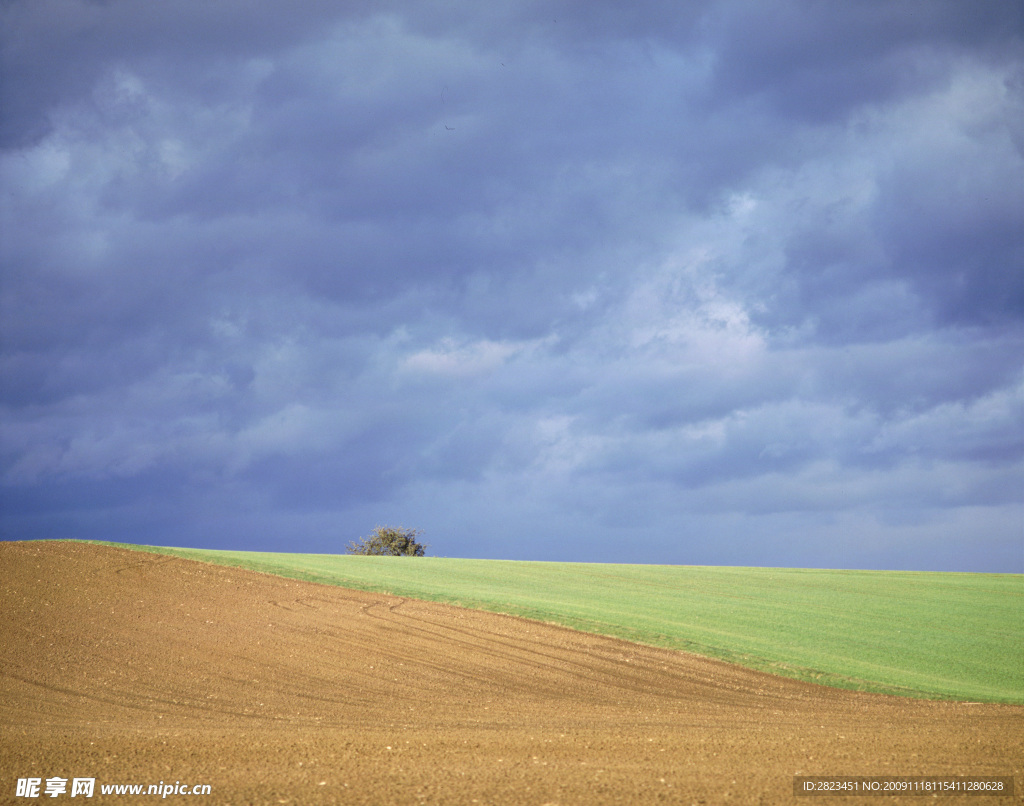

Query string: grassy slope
92 542 1023 703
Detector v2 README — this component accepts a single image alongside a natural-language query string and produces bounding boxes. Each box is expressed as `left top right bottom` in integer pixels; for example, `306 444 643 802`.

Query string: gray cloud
2 0 1021 570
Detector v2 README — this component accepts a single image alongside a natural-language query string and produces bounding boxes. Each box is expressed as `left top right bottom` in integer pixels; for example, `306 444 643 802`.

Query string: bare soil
1 541 1020 804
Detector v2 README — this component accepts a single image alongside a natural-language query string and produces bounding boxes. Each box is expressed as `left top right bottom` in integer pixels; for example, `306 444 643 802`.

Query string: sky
1 0 1022 571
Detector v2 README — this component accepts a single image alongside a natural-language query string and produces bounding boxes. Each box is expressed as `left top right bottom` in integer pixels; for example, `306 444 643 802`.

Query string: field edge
72 539 1024 705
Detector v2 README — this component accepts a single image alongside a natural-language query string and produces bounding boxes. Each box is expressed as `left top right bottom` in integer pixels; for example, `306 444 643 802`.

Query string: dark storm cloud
705 0 1022 120
0 0 360 146
2 0 1021 570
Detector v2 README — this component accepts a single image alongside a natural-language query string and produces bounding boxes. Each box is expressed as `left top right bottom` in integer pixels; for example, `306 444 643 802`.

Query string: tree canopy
347 526 427 556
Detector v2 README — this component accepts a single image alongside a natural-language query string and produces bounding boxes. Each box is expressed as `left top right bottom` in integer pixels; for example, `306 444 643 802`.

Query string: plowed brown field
1 541 1020 805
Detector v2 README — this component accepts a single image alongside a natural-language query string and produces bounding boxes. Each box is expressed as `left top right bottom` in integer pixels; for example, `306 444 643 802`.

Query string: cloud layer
2 0 1022 570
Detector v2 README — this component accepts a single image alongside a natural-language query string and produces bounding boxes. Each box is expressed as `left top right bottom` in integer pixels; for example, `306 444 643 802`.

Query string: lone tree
347 525 427 556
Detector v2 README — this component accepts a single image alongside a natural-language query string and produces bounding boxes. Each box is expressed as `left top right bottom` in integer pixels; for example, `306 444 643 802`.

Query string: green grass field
92 541 1023 703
